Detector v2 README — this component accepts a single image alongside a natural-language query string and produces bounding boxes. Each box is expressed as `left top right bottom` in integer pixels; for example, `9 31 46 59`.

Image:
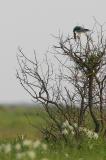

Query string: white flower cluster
62 120 75 136
79 127 99 140
0 138 48 160
16 151 36 160
62 120 99 140
0 143 11 154
16 139 48 159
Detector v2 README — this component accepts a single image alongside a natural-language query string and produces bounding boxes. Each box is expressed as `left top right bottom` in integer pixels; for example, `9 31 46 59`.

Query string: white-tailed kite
73 26 90 39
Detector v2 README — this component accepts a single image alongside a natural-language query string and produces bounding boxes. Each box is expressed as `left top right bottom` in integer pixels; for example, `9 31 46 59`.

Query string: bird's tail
84 29 90 32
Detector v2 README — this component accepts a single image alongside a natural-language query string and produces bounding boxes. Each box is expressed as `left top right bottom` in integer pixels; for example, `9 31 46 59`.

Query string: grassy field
0 105 47 140
0 105 105 160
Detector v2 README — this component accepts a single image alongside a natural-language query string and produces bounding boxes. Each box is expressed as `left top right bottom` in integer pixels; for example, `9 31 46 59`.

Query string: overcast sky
0 0 106 104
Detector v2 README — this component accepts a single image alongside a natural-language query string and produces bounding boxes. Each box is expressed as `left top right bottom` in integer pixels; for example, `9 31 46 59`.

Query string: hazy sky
0 0 106 103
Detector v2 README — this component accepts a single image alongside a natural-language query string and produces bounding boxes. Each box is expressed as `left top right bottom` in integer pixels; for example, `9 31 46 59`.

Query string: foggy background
0 0 106 104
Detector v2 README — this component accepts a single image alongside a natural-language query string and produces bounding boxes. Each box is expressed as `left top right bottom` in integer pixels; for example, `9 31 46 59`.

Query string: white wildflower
4 144 11 154
79 127 83 132
33 140 41 149
93 132 98 139
16 153 24 159
73 123 78 128
68 125 74 131
62 128 68 135
71 130 75 135
15 143 21 151
23 139 32 146
65 153 69 158
42 143 47 150
27 151 36 159
86 130 94 138
82 127 88 133
62 120 70 128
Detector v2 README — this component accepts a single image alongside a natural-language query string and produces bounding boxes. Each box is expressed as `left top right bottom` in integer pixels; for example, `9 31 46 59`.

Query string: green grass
0 137 105 160
0 105 47 140
0 105 105 160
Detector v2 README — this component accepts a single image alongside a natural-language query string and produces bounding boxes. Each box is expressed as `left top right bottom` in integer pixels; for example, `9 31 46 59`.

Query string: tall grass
0 105 105 160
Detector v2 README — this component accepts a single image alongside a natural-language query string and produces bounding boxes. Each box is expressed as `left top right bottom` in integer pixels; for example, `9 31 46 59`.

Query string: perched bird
73 26 90 40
